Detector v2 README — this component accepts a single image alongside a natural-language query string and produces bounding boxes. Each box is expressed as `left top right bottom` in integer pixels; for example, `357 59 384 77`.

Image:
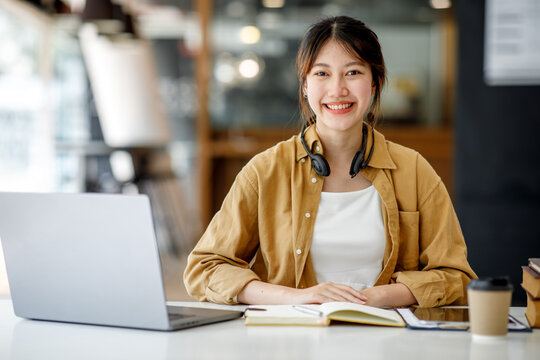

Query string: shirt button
301 158 306 163
316 146 320 152
296 249 302 255
311 177 317 183
305 212 311 218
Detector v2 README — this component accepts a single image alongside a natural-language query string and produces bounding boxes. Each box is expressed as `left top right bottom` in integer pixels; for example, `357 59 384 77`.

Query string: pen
292 305 324 317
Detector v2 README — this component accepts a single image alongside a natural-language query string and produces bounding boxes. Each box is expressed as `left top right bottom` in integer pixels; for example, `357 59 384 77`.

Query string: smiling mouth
325 103 353 110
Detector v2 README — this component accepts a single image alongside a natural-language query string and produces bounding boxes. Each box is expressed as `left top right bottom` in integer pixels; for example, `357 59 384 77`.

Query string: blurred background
0 0 538 304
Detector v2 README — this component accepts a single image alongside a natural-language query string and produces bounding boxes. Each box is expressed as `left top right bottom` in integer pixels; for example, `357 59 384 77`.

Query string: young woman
184 16 476 308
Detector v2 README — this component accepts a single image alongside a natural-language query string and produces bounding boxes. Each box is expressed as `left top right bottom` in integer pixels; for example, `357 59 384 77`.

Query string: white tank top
310 185 385 291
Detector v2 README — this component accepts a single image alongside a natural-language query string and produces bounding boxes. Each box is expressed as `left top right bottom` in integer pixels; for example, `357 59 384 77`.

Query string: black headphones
300 122 375 178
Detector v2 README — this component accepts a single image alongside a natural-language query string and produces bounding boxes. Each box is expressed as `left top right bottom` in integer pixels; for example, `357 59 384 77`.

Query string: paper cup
467 277 513 339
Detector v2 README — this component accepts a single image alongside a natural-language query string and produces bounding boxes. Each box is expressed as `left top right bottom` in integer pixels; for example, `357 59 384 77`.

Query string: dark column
455 0 540 305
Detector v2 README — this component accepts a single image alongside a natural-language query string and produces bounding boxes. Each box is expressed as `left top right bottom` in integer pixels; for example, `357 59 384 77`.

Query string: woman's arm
390 154 477 307
237 280 367 305
183 165 262 304
358 283 416 308
237 280 415 307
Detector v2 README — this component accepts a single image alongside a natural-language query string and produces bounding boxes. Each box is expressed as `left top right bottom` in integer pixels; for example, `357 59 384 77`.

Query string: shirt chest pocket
396 211 419 271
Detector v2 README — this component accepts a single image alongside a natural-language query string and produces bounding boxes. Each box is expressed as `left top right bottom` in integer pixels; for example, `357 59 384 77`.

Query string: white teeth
327 103 352 110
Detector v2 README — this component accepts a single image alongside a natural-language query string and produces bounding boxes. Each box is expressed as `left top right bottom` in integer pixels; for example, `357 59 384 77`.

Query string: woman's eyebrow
312 61 367 68
312 62 330 68
345 61 368 68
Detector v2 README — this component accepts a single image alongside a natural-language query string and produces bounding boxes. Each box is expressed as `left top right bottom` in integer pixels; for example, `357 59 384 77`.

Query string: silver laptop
0 192 242 331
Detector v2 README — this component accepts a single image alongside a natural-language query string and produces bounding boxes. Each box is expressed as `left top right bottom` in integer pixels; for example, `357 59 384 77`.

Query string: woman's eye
347 70 362 76
314 71 327 76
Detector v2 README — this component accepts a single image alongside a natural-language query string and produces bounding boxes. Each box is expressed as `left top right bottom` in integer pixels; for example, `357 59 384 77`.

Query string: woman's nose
327 76 348 97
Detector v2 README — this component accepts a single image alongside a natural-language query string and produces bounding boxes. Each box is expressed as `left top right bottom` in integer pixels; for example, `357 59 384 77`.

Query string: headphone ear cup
349 151 364 178
310 154 331 177
349 124 372 178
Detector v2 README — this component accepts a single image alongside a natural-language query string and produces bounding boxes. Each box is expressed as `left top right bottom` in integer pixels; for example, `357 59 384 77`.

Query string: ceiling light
262 0 285 8
215 57 237 84
430 0 452 10
238 59 260 79
239 26 261 44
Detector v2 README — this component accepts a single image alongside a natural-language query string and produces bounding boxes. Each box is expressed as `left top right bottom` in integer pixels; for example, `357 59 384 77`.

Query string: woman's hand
294 282 367 304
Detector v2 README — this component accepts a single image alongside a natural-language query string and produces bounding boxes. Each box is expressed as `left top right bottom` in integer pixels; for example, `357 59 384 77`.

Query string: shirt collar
295 124 397 170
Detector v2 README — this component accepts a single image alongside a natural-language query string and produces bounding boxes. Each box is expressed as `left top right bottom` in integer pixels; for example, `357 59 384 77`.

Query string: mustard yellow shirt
184 126 477 307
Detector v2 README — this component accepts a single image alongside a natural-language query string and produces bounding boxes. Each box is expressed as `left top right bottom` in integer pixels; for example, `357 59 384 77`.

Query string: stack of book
522 258 540 328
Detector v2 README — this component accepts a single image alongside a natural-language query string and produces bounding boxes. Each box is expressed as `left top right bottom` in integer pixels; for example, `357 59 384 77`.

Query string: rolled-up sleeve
183 165 261 304
392 157 477 308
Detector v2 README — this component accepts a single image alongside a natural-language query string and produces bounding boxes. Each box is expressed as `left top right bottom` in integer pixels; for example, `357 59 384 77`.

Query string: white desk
0 297 538 360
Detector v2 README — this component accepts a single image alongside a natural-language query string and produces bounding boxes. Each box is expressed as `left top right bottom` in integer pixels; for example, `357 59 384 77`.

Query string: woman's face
305 40 373 137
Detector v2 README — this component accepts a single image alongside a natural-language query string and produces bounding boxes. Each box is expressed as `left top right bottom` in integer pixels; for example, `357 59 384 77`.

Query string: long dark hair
296 16 386 126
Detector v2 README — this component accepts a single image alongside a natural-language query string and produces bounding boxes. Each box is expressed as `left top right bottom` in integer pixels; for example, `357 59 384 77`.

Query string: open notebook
245 302 405 327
